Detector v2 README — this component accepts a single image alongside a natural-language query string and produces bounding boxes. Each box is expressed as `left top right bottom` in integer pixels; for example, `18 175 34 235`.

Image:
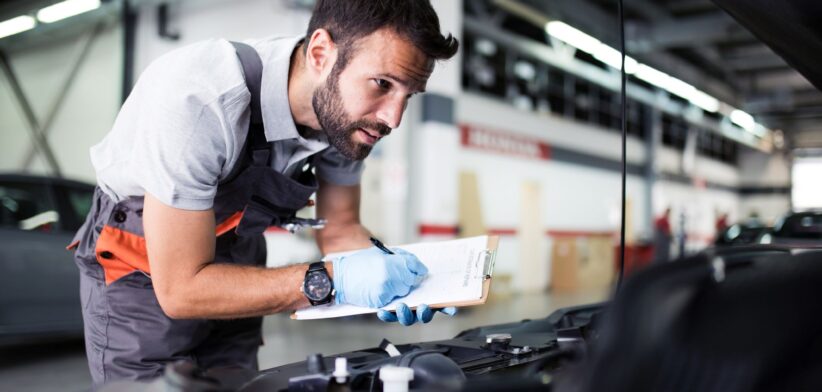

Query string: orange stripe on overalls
93 211 245 285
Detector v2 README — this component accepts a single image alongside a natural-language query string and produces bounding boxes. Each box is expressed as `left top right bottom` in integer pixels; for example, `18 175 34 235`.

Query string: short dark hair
305 0 459 69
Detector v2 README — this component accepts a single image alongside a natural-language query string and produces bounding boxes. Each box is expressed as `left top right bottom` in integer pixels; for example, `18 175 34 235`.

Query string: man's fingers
396 303 415 326
377 309 398 322
417 304 434 323
378 304 457 325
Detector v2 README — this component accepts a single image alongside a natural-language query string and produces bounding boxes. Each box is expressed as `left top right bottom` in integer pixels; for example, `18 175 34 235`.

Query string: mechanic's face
312 28 432 160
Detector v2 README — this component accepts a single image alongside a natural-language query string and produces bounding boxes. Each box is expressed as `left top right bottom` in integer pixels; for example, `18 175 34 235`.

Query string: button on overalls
69 43 315 385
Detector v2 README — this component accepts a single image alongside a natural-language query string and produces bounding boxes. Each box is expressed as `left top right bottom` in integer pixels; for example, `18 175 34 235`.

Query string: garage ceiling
489 0 822 149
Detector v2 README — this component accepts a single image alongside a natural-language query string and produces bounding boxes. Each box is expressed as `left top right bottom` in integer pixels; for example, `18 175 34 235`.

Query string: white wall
0 20 122 182
133 0 312 76
737 147 791 223
738 147 790 187
739 196 790 225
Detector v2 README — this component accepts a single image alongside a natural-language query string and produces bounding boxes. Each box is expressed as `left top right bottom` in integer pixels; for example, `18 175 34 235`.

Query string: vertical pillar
645 106 661 232
122 0 138 103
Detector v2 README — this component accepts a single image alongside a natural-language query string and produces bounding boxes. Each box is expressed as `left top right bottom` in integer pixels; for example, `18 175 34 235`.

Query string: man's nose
376 96 407 129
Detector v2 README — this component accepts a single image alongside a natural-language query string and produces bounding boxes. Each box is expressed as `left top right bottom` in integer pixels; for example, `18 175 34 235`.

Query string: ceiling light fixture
37 0 101 24
546 20 723 114
730 109 755 131
0 15 36 40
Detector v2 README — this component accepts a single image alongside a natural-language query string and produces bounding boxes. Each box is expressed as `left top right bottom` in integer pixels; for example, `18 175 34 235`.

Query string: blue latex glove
332 247 428 308
377 303 458 326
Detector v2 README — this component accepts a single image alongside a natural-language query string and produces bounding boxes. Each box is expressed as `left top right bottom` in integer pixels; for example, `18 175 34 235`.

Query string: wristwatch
301 261 335 306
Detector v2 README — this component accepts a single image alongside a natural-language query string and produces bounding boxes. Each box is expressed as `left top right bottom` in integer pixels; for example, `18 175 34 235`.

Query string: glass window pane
64 186 94 231
0 182 59 232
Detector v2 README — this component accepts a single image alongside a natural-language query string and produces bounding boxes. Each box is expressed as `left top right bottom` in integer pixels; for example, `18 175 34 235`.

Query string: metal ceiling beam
0 0 57 21
751 70 814 91
627 12 750 53
790 127 822 148
19 21 106 170
666 0 722 15
0 4 120 51
622 0 743 94
720 42 774 58
724 53 788 71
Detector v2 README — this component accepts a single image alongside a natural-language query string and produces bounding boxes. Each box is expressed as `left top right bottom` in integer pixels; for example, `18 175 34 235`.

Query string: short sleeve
126 67 234 210
314 145 365 185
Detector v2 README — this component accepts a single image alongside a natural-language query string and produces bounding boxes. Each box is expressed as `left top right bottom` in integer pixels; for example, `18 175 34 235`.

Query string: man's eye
374 79 391 89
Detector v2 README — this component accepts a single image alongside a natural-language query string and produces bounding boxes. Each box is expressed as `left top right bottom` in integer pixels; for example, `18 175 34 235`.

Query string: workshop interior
1 0 822 391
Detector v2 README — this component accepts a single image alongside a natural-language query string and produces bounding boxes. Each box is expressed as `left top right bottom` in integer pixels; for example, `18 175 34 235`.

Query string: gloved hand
377 303 458 326
332 247 427 309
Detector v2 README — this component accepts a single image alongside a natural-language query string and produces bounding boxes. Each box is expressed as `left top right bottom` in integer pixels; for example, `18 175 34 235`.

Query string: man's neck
287 44 321 131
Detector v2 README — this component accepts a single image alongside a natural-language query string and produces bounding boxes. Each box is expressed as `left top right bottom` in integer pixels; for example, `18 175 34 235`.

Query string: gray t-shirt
90 36 363 210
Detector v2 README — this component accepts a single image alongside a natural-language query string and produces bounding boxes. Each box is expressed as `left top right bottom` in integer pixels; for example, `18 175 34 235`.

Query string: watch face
304 271 332 301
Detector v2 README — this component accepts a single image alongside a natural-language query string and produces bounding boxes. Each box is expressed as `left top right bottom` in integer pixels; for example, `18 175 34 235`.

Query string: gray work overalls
69 43 317 386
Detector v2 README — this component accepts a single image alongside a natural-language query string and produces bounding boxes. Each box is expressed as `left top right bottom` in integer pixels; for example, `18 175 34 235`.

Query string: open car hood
712 0 822 91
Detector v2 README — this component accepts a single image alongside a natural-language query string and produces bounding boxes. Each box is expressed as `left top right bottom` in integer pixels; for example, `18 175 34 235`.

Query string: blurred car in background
761 210 822 247
0 174 94 345
715 220 772 247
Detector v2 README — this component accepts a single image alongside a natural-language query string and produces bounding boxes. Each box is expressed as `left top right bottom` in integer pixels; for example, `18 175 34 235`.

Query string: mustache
348 120 392 136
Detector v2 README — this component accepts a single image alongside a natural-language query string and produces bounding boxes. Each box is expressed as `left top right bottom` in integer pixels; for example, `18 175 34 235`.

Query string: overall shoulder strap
231 41 263 129
223 41 270 184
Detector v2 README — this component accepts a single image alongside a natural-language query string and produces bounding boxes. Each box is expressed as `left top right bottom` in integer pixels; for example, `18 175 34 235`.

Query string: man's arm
143 192 330 319
314 178 373 254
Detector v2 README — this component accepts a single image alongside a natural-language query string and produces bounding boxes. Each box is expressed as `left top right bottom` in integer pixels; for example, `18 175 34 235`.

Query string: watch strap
307 261 326 274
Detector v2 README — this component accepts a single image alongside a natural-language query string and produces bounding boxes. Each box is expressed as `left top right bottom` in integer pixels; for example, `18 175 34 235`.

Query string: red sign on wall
459 123 551 161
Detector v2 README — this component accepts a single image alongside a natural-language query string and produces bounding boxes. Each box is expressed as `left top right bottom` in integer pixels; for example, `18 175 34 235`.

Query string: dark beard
312 69 391 161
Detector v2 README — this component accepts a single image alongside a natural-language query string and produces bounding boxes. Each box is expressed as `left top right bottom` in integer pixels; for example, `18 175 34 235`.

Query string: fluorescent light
546 21 601 53
592 44 638 74
688 90 720 113
730 109 755 130
635 64 670 87
664 77 696 99
546 21 638 74
0 15 36 39
547 19 727 116
37 0 100 24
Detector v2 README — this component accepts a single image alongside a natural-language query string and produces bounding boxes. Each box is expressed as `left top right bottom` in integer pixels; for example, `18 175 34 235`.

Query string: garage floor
0 290 607 391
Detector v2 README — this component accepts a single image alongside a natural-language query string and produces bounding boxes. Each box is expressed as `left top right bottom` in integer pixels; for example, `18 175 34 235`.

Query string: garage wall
450 92 742 286
0 20 122 183
737 148 791 223
133 0 312 77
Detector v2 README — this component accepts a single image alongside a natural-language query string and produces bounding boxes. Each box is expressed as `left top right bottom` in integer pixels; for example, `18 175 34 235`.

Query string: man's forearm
315 222 372 254
157 261 332 319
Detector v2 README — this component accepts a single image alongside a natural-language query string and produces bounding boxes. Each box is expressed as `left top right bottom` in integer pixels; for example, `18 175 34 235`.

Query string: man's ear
305 28 337 78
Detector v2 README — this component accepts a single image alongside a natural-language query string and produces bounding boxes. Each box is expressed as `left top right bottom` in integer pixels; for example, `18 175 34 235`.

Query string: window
792 157 822 210
0 181 59 232
61 185 94 232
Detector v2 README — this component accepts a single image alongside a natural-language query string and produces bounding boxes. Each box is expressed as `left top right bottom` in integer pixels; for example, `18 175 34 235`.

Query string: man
653 208 672 263
69 0 458 385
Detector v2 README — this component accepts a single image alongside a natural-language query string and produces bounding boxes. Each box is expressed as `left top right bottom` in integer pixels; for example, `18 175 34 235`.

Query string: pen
370 236 395 254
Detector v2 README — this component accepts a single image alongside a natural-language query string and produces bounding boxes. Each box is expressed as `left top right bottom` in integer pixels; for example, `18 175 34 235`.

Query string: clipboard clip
477 249 497 280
